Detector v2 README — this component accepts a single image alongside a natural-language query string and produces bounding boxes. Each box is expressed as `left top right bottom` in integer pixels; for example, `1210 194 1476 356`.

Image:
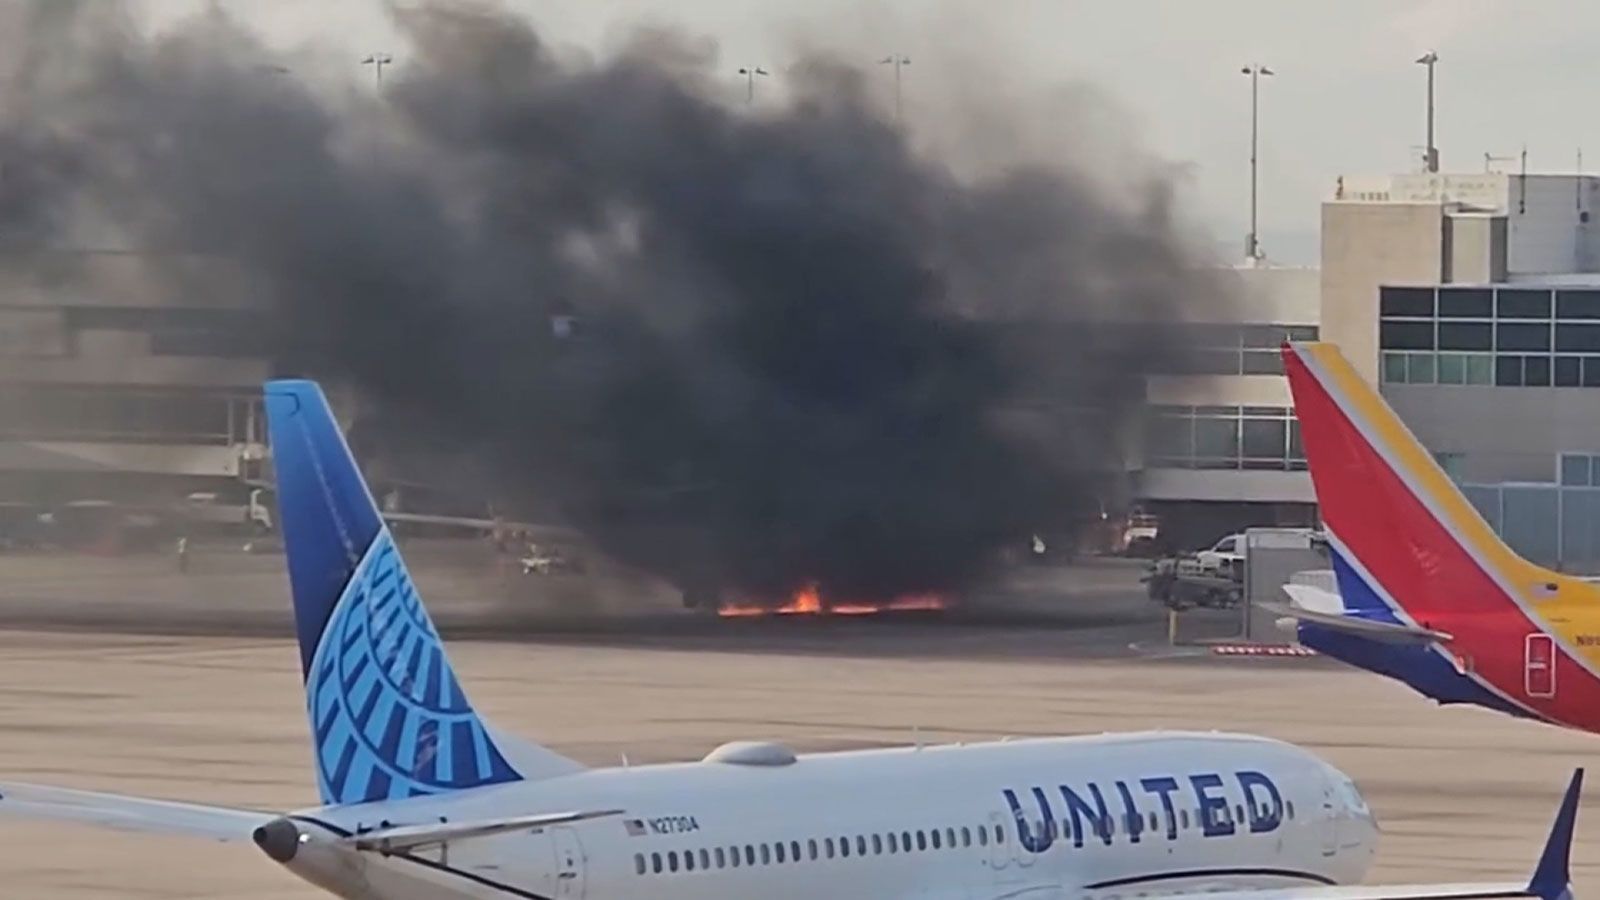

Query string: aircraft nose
253 817 303 863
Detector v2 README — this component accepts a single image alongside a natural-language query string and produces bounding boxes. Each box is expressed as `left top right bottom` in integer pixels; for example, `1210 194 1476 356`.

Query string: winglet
1527 768 1582 900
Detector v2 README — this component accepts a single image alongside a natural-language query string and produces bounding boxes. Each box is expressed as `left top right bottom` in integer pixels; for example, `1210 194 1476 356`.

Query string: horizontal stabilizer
0 781 275 842
346 807 625 853
1267 589 1452 646
1280 582 1345 615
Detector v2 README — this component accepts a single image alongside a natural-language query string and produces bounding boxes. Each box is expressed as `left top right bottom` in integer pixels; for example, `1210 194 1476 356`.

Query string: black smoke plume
0 2 1222 604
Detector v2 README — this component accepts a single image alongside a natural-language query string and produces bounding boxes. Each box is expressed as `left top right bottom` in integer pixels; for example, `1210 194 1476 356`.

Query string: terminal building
1132 170 1600 565
0 253 272 541
15 174 1600 568
1133 264 1320 546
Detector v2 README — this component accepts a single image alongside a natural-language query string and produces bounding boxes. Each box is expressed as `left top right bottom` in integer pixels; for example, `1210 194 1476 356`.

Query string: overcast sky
141 0 1600 265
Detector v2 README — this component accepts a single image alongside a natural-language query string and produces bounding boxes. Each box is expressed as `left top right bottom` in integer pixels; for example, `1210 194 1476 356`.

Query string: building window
1556 356 1582 386
1495 355 1522 386
1439 321 1492 350
1561 453 1596 486
1438 287 1492 318
1381 286 1435 317
1498 322 1552 352
1525 355 1552 386
1145 405 1302 471
1437 353 1466 384
1380 320 1434 350
1379 283 1600 389
1557 289 1600 319
1498 289 1552 319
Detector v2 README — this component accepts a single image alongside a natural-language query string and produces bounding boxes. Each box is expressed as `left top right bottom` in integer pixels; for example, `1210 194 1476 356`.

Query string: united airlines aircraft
0 378 1584 900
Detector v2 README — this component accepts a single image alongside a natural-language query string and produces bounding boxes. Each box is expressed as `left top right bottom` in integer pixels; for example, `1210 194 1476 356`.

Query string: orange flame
717 584 946 618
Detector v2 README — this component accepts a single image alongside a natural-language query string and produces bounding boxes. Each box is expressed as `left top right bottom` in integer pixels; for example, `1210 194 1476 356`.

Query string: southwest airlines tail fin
265 380 581 805
1283 343 1591 644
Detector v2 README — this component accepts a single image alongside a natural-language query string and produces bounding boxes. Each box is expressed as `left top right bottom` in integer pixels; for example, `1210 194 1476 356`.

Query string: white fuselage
272 731 1378 900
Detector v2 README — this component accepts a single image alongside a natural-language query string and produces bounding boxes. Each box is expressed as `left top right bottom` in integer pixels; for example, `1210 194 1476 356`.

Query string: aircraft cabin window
961 826 972 847
840 836 851 858
668 851 679 873
715 847 725 869
873 834 883 855
635 853 646 875
1235 804 1245 824
1287 801 1296 820
1148 812 1159 832
902 830 912 850
760 844 770 865
745 845 756 866
685 850 696 872
945 827 956 847
916 831 928 851
825 837 836 859
995 824 1005 844
808 839 818 860
931 829 942 850
854 835 864 856
652 852 663 874
977 825 988 847
889 832 901 853
776 842 787 864
729 845 741 867
1180 810 1189 829
789 840 800 862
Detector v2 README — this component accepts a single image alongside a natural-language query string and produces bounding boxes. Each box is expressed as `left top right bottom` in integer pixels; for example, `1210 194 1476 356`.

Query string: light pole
879 54 910 122
1416 51 1439 173
738 66 768 104
1240 64 1273 263
361 52 393 90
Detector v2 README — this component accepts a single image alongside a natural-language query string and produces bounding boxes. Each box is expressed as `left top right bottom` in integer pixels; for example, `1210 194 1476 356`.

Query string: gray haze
0 1 1225 604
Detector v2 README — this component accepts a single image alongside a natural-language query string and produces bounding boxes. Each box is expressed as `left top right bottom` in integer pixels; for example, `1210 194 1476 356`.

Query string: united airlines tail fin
265 380 582 806
1282 343 1595 645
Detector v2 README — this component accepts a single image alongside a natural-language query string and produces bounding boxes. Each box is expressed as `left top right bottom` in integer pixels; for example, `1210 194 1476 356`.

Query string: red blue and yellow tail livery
1282 341 1600 731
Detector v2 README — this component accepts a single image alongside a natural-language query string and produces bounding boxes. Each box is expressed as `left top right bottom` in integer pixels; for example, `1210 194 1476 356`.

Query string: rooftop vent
702 741 798 766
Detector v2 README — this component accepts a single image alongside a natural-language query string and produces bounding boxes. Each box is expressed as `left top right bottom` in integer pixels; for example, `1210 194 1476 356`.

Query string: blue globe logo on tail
308 530 519 803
